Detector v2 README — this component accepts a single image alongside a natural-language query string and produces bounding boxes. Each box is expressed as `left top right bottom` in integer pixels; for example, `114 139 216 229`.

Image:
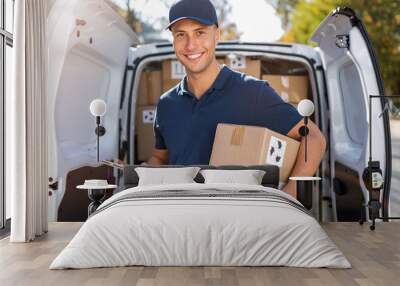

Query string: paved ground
389 118 400 216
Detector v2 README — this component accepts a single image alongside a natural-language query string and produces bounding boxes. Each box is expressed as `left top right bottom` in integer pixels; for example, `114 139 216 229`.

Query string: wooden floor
0 222 399 286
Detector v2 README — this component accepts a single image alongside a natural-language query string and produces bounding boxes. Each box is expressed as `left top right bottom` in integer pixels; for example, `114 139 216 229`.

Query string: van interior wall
132 55 312 165
47 0 137 220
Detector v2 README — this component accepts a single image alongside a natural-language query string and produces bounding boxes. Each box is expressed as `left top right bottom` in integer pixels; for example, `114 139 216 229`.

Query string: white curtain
7 0 48 242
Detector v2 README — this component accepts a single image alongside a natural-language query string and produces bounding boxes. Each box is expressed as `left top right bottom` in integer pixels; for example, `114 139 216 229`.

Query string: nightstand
77 180 117 216
289 176 322 216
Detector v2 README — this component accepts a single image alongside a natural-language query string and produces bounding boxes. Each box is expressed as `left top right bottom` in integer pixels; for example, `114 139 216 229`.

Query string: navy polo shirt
154 65 302 165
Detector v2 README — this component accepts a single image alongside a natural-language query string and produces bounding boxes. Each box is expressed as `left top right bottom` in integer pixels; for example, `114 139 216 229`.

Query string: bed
50 165 351 269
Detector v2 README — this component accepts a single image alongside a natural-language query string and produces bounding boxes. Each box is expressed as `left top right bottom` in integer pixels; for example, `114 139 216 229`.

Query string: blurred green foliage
108 0 241 42
269 0 400 97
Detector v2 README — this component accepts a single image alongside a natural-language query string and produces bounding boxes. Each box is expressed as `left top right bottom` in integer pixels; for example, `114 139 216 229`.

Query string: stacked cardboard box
135 105 156 162
225 55 261 79
135 67 162 162
262 74 308 104
217 58 226 65
161 58 232 92
210 123 300 183
147 70 162 105
138 70 163 105
137 73 148 105
162 60 185 92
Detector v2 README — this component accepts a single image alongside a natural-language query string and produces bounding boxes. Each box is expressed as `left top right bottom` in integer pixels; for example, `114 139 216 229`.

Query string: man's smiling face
171 19 220 75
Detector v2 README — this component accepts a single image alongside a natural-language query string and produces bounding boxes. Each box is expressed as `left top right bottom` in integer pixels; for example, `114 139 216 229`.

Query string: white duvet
50 183 351 269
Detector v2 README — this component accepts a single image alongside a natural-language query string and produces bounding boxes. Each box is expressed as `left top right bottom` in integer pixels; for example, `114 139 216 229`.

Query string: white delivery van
47 1 392 223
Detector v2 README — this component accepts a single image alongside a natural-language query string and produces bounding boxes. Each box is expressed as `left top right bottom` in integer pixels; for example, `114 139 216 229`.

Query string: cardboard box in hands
210 123 300 183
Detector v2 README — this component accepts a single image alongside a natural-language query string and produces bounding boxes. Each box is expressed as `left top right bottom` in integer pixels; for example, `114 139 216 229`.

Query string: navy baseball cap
166 0 219 30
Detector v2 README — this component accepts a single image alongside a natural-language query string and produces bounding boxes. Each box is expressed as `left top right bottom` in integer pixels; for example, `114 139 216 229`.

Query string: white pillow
135 167 201 186
200 169 266 185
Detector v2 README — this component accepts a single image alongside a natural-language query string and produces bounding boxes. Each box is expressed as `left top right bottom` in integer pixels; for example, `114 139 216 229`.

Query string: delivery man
145 0 326 197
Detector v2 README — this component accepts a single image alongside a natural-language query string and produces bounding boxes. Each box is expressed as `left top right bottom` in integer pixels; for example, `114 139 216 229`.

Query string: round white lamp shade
90 99 107 117
297 99 315 117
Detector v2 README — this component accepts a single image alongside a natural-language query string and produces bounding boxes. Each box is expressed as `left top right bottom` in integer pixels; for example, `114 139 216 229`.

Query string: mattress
50 183 351 269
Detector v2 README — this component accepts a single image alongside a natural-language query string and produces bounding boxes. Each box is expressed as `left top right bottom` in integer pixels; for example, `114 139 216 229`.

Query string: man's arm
145 148 169 165
283 119 327 197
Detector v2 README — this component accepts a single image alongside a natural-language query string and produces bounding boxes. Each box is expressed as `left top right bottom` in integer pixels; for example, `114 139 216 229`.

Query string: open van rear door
310 7 391 221
47 0 138 220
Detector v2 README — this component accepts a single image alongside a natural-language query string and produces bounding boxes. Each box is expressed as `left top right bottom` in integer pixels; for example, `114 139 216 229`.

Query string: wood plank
0 222 399 285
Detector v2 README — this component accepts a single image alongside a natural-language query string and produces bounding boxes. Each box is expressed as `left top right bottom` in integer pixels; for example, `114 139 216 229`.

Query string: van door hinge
335 34 350 49
48 180 58 191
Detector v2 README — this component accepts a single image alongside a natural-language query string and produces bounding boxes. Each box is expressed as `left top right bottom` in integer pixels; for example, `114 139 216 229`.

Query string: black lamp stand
94 116 106 163
359 94 400 230
293 116 314 210
298 116 310 162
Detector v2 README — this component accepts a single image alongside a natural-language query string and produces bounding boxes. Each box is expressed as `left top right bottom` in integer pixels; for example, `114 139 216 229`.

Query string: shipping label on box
226 56 261 79
171 60 186 79
227 55 247 69
266 136 287 168
162 60 185 92
142 109 155 124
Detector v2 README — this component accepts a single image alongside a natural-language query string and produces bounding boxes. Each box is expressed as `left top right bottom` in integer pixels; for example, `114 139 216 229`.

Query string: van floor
0 222 399 286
